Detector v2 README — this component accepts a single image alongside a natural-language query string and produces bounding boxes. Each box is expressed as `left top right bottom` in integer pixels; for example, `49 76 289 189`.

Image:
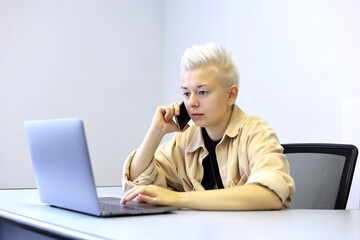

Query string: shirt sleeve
244 118 295 205
122 150 160 193
122 136 186 193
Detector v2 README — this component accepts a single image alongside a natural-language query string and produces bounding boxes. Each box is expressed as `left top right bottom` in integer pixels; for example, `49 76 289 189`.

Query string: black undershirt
201 128 224 190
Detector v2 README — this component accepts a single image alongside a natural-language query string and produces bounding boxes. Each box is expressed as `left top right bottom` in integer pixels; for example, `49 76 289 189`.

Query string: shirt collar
223 105 246 138
187 126 206 153
186 105 246 153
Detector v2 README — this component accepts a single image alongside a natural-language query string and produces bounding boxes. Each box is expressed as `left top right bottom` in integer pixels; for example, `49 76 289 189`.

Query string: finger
172 102 180 116
135 194 158 204
120 186 139 203
157 106 167 115
157 106 172 123
123 189 143 203
121 185 148 203
164 106 175 122
123 186 155 203
121 193 134 204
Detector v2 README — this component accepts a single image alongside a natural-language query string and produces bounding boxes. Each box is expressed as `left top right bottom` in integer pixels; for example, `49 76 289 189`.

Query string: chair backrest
282 143 358 209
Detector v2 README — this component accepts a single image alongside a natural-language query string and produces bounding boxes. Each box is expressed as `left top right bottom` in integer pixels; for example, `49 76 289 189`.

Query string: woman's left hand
120 185 181 206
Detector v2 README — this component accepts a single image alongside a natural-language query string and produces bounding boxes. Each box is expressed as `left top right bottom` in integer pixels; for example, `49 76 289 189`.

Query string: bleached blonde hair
180 42 239 87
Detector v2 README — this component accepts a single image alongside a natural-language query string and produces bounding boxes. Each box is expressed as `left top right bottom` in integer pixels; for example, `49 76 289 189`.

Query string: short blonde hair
181 42 239 87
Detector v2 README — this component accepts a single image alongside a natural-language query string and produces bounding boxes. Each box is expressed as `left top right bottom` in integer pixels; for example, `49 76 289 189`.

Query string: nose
188 93 199 108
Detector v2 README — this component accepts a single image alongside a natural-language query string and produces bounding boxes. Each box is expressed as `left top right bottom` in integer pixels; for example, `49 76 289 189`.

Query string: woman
121 42 295 210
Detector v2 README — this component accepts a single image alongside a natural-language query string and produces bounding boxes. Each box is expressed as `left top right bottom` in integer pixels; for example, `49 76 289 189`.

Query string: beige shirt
123 105 295 208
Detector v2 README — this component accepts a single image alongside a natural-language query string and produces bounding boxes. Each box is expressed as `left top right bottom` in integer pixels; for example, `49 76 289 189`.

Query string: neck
205 107 233 141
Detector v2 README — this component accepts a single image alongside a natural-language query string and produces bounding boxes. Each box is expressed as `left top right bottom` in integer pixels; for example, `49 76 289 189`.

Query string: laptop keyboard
97 197 176 216
99 197 139 210
99 201 136 211
98 196 167 216
99 197 159 209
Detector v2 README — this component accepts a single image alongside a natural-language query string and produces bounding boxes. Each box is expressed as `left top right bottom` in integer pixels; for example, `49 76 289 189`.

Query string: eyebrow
181 85 209 90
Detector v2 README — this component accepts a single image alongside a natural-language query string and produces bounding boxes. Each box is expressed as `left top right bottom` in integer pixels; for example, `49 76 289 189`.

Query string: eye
183 92 190 97
199 91 208 95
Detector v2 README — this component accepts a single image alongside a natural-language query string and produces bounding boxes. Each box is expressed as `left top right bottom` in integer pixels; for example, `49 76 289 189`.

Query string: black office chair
282 143 358 209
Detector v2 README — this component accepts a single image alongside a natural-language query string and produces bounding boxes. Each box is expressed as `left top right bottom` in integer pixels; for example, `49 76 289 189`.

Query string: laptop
24 118 177 217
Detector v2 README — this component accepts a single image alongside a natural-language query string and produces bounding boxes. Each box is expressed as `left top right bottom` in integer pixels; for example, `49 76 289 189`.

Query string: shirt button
197 178 201 182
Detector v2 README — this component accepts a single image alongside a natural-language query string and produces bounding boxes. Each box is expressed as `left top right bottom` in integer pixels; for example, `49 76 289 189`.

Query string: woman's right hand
128 102 189 181
151 102 189 137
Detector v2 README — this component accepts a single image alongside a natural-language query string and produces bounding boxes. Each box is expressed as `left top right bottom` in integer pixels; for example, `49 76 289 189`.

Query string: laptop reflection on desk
24 118 177 217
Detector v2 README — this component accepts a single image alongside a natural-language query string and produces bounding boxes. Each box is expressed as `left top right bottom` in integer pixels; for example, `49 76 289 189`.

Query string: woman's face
181 67 233 130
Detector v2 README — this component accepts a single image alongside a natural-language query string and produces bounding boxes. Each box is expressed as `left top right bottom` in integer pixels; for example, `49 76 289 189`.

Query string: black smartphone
175 101 191 130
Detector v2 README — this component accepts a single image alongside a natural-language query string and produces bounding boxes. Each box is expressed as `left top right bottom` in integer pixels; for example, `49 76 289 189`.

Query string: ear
227 85 238 106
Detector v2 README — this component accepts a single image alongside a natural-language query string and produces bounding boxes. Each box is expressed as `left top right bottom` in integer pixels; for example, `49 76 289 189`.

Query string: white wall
0 0 163 188
1 0 359 208
163 0 360 208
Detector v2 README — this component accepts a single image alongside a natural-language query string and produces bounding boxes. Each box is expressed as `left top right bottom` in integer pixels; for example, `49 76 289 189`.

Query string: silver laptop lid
24 118 101 216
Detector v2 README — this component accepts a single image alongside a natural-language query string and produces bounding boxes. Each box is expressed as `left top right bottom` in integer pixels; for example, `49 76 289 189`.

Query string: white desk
1 187 360 240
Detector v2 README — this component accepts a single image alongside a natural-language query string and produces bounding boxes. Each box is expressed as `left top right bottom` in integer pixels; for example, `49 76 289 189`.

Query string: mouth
191 113 204 119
